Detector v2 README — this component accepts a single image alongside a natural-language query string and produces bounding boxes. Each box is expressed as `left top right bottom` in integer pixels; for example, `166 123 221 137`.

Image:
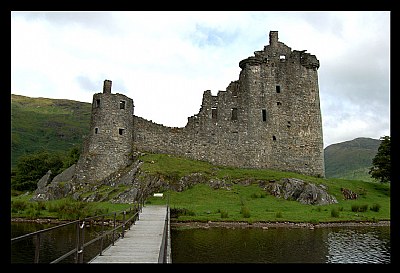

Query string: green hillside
11 94 91 168
324 137 381 182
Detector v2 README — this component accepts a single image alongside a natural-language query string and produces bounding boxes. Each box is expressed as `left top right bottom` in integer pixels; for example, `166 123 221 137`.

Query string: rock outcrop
263 178 337 205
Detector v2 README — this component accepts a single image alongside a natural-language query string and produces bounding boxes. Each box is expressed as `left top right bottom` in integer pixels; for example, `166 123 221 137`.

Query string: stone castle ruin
74 30 325 185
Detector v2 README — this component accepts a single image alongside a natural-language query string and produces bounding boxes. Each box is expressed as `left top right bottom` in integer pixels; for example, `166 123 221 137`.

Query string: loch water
11 222 390 263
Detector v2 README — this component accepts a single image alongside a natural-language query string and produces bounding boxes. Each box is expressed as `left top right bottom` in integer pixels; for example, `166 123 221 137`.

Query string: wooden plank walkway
89 205 170 263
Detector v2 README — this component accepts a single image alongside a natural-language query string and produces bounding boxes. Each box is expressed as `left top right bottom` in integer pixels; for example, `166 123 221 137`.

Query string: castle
74 31 325 185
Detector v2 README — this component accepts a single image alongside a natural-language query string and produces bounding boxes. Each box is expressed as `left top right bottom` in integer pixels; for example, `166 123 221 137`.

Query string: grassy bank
11 153 390 224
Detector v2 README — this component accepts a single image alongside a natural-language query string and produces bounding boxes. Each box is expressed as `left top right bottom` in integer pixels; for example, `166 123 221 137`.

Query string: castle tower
237 31 324 177
74 80 134 184
132 30 325 177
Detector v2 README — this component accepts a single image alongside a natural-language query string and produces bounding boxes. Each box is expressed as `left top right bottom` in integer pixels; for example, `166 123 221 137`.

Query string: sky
11 11 390 148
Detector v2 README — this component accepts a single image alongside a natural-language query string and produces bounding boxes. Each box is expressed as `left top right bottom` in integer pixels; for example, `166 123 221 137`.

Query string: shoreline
11 217 390 229
171 220 390 229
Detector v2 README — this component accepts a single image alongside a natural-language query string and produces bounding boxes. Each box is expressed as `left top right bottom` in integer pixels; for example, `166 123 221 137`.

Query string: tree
369 136 391 183
62 146 81 168
11 150 64 191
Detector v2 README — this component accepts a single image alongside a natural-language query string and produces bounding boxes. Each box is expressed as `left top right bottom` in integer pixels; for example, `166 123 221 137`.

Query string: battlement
240 31 319 71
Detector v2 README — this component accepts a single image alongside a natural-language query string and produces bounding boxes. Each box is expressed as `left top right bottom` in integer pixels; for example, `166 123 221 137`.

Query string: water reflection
11 222 390 263
326 227 391 263
11 222 114 263
171 226 390 263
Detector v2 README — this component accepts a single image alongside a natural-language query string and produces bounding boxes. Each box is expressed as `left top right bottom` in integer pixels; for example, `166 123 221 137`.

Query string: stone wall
76 30 325 184
133 31 325 177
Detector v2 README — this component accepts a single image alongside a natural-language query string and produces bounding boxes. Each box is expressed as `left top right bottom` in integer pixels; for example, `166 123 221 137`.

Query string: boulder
264 178 337 205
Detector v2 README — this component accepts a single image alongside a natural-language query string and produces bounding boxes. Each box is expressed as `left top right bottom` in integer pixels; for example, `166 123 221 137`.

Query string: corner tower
238 31 324 177
74 80 134 184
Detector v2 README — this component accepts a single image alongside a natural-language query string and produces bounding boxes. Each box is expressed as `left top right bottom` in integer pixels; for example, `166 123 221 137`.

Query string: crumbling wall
132 31 325 177
78 31 325 182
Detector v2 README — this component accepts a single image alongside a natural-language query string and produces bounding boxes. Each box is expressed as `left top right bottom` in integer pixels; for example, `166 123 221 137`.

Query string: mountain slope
11 94 91 168
324 137 381 182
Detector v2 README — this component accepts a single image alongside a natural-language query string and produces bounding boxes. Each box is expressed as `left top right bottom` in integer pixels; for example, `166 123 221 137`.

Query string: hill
11 94 91 168
324 137 381 182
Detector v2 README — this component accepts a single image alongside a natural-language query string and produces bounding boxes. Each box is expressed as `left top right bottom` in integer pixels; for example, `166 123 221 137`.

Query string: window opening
277 101 282 106
276 85 281 93
262 109 267 122
95 99 100 108
232 88 238 97
120 100 126 109
95 128 99 134
273 135 277 141
231 108 238 121
119 128 124 135
212 107 218 119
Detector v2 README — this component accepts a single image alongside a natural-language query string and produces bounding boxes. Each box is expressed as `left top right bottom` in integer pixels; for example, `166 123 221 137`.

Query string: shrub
359 204 369 212
331 208 340 218
11 199 27 212
275 211 282 218
250 192 266 199
170 207 195 217
351 204 359 212
220 210 229 218
351 204 369 212
240 206 251 218
250 193 259 198
370 203 381 212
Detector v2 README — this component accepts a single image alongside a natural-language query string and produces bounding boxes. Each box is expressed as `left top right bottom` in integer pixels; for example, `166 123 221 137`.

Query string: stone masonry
74 31 325 184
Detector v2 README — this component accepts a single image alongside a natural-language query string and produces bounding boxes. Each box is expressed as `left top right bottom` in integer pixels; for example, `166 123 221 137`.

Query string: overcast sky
11 11 390 148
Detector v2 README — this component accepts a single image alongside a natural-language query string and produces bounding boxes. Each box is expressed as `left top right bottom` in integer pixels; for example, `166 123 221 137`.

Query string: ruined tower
74 80 135 184
234 30 324 176
75 30 324 182
133 30 325 177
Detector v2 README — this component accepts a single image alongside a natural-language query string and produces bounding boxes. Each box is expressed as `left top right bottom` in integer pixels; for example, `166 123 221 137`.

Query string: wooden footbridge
90 205 171 263
11 203 171 263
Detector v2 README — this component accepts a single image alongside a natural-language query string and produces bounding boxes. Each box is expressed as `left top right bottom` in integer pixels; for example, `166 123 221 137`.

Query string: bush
220 210 229 218
331 208 340 218
11 199 27 213
240 206 251 218
170 207 195 218
351 204 369 212
370 203 381 212
250 192 266 199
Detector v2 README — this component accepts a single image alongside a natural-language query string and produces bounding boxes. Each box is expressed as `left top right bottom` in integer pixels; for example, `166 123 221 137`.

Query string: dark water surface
11 221 114 263
11 222 390 263
170 225 391 263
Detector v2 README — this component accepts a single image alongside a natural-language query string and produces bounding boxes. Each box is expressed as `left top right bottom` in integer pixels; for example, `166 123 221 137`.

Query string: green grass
11 195 133 221
141 153 390 224
139 153 215 178
11 152 390 224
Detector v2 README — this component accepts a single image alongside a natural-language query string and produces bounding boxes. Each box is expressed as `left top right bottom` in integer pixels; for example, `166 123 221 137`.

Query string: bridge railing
11 199 144 263
158 205 170 263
